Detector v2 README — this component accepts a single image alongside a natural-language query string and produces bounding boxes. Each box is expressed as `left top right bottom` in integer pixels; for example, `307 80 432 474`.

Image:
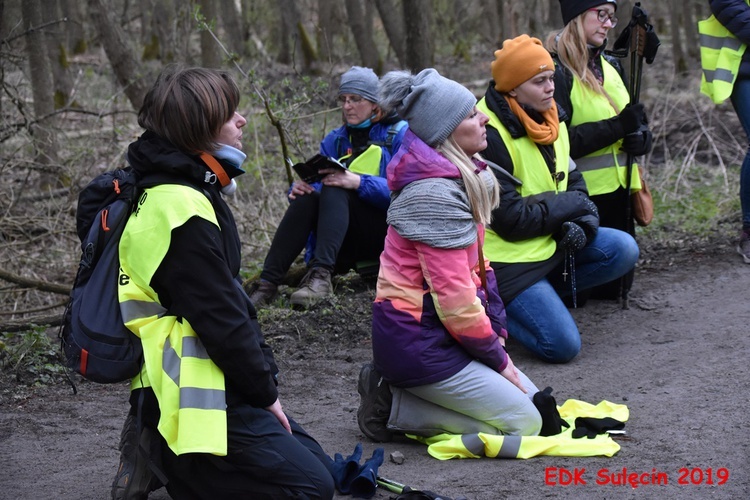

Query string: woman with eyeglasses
477 35 638 363
545 0 652 302
248 66 407 309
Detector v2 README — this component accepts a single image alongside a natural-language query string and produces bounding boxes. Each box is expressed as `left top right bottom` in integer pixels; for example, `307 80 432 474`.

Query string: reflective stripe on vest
699 8 748 104
569 57 641 196
119 183 228 456
414 399 629 460
477 97 570 264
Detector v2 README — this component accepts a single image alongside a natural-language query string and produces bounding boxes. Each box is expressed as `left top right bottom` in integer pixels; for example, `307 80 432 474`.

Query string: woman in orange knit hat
476 34 638 363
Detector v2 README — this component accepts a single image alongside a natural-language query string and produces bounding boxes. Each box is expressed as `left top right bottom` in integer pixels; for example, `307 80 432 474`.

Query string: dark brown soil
1 240 749 499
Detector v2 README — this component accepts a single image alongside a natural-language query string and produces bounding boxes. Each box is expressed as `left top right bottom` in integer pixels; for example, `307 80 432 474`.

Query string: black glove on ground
622 128 653 156
532 387 570 437
572 417 625 439
556 221 587 251
618 102 646 135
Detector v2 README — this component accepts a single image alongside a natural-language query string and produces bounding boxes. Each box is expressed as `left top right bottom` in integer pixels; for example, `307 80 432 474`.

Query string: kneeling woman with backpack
112 66 334 499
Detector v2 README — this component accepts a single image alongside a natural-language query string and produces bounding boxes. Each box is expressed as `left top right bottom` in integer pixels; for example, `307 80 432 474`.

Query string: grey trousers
388 360 542 437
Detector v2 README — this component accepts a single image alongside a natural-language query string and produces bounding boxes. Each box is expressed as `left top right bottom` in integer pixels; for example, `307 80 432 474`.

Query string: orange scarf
505 96 559 145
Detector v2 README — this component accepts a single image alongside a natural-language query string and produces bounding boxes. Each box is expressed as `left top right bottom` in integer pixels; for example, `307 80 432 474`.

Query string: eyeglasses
587 8 618 27
338 95 365 105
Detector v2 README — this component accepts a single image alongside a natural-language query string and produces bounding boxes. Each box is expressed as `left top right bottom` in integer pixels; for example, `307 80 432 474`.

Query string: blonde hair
546 17 611 102
437 137 500 225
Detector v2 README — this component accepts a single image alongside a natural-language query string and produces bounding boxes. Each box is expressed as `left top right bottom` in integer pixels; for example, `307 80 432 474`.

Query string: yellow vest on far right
699 6 748 104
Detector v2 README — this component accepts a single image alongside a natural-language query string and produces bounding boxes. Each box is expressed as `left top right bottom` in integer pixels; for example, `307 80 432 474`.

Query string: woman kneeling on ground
357 68 552 443
478 35 639 363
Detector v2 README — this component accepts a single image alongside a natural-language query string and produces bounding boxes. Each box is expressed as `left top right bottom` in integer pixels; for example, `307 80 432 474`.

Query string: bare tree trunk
41 0 74 108
547 0 563 32
21 0 61 189
403 0 433 71
198 0 222 67
481 0 501 46
276 0 303 67
345 0 380 70
151 0 175 61
219 0 244 57
684 0 700 63
87 0 150 110
374 0 406 66
60 0 87 54
317 0 335 63
669 0 687 73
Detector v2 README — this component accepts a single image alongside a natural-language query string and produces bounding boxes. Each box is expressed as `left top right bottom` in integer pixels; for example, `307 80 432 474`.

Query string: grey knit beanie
338 66 379 103
378 68 477 147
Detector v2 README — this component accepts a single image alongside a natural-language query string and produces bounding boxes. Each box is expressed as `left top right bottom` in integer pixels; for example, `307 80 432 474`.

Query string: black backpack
60 167 143 383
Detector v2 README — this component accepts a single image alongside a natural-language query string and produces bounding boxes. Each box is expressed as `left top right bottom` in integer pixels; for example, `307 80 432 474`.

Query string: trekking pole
612 2 660 309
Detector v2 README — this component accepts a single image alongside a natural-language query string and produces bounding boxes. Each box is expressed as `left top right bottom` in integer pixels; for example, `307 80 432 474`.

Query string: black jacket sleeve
711 0 750 45
488 165 599 242
151 216 279 409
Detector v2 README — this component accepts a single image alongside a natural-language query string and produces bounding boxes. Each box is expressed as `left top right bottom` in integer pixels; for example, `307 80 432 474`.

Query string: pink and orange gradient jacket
372 130 510 388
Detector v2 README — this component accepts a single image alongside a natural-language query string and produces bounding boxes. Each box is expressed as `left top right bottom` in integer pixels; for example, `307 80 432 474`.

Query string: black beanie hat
559 0 617 26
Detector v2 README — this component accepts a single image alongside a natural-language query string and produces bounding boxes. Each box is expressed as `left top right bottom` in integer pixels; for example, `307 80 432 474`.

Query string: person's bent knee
535 336 580 363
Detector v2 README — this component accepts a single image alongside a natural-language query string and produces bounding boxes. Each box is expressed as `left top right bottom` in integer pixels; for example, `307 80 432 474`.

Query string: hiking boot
737 230 750 264
357 363 393 442
289 267 332 308
247 280 278 307
111 414 159 500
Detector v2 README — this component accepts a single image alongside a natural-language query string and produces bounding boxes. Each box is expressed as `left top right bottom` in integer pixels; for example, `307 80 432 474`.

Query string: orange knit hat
491 35 555 93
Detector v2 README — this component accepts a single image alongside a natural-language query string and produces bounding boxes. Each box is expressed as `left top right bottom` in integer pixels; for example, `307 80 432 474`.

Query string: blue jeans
506 227 639 363
730 77 750 229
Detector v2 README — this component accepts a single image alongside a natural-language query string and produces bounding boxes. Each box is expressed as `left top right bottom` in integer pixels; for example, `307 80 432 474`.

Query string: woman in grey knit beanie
357 68 547 443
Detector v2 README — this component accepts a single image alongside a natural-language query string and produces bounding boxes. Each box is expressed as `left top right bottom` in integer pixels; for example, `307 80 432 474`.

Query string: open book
292 154 346 183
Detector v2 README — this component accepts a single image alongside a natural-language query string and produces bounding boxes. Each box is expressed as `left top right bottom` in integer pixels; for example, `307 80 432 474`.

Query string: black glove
556 221 587 251
621 127 653 156
532 387 570 437
618 102 647 135
572 417 625 439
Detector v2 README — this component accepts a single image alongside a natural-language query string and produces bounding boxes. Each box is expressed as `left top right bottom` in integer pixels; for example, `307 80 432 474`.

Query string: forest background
0 0 742 406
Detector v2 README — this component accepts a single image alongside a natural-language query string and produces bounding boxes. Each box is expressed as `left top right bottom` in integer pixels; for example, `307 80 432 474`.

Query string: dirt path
1 244 748 499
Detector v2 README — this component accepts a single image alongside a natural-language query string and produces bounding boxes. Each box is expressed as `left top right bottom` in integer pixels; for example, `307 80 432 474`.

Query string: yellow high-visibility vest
477 97 570 264
569 58 641 196
412 399 629 460
119 184 228 456
699 5 749 104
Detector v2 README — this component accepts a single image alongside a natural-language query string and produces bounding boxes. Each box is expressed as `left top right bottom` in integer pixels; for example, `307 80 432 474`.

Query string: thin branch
0 300 68 316
0 313 62 332
0 267 71 295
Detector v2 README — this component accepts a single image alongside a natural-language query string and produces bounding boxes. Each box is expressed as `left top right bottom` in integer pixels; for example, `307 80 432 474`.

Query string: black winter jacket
710 0 750 79
481 84 599 303
126 132 279 413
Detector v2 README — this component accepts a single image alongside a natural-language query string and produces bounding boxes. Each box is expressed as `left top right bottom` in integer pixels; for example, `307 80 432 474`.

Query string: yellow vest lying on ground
410 399 628 460
569 58 641 197
119 184 228 456
699 6 748 104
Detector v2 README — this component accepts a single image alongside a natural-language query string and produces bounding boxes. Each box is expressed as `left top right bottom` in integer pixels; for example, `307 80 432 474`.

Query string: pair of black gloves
556 196 599 252
618 102 653 157
532 387 626 438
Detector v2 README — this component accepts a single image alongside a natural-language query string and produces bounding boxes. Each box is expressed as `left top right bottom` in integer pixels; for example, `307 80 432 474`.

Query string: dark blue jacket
710 0 750 78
